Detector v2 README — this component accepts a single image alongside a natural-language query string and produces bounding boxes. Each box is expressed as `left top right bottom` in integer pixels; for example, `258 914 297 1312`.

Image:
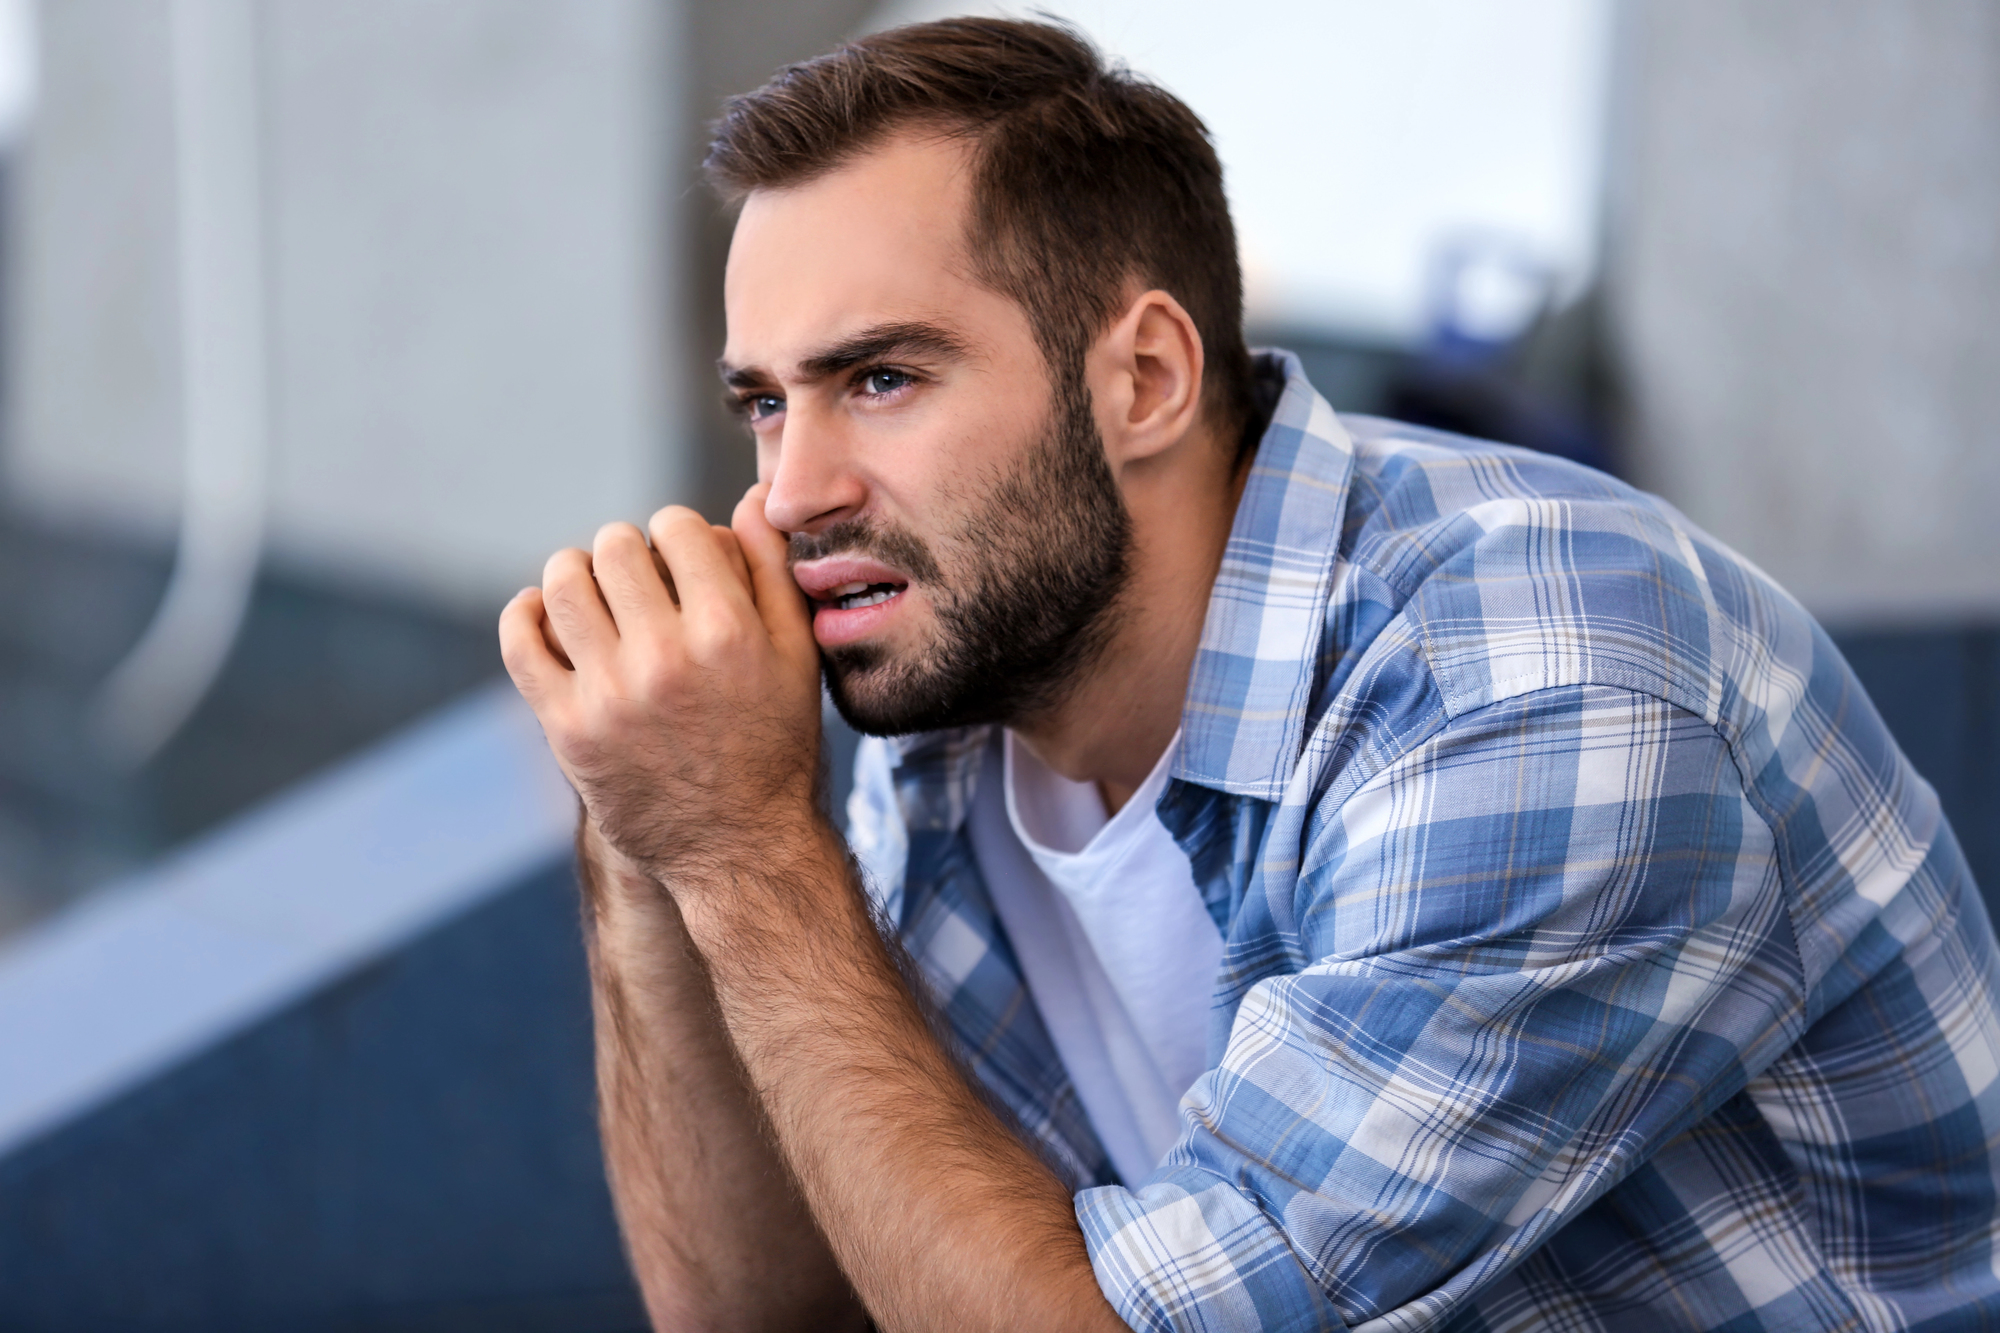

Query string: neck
1011 429 1250 813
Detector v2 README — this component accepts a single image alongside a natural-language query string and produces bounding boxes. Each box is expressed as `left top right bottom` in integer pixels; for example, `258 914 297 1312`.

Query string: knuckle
562 704 621 764
542 589 587 633
694 613 753 658
592 553 638 595
636 652 684 699
498 634 530 676
541 706 582 754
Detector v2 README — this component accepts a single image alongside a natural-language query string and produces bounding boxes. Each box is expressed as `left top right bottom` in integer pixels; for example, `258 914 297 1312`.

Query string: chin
822 651 966 738
823 660 926 737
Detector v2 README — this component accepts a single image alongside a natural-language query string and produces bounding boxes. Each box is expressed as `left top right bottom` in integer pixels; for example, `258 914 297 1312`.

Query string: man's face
721 133 1130 735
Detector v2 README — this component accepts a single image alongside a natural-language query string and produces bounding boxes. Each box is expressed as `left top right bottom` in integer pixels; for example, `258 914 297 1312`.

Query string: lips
791 555 914 648
791 555 911 604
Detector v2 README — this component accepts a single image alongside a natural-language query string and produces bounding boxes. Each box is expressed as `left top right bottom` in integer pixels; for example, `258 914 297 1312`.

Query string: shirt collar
1170 349 1355 801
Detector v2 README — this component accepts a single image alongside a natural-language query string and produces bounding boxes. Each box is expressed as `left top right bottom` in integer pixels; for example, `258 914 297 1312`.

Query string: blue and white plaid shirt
846 351 2000 1331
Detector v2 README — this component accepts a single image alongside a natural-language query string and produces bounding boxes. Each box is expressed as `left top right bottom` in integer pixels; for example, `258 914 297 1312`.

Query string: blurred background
0 1 1993 1328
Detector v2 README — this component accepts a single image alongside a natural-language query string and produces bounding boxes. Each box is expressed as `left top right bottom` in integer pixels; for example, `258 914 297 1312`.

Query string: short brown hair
704 17 1255 444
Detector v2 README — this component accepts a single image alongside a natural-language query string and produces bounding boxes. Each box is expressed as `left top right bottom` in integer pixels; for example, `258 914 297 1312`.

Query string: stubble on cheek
812 381 1132 737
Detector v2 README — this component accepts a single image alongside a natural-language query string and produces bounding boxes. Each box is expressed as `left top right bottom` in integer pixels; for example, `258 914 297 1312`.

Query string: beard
791 375 1133 737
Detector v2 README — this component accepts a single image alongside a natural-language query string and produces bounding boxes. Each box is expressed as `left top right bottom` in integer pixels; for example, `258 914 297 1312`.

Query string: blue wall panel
0 859 645 1332
1834 625 1999 910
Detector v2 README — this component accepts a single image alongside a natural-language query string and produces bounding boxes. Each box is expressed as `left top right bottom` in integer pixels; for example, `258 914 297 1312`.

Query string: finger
534 592 574 669
541 547 619 668
732 483 813 648
647 505 758 621
499 588 572 703
649 544 679 608
712 524 752 590
591 521 678 634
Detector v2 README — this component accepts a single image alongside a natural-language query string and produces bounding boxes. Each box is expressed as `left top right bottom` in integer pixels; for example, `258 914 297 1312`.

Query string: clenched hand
498 484 824 882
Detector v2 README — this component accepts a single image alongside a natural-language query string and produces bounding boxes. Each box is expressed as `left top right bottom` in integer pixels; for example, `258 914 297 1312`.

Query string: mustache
788 517 943 586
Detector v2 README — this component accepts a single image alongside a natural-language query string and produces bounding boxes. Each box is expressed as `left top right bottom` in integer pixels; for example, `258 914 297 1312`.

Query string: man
498 18 2000 1332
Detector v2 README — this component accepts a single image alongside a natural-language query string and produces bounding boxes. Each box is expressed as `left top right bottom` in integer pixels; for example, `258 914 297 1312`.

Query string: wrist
576 816 686 946
591 780 826 885
672 813 859 946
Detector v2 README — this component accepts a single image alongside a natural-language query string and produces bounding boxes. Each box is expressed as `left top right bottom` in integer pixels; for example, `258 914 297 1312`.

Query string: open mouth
823 580 906 611
790 556 915 646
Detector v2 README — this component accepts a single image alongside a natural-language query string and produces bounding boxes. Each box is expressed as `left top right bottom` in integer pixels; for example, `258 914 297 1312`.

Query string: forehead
722 132 1021 371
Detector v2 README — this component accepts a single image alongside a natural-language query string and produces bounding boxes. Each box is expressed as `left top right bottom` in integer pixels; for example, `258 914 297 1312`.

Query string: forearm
578 820 867 1332
677 822 1124 1333
500 500 1111 1327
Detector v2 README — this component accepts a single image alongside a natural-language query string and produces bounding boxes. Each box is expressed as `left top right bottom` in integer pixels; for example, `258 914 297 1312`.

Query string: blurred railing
0 683 651 1331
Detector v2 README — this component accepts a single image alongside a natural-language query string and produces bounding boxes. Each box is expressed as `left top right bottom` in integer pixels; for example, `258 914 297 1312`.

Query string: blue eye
862 369 912 396
746 394 785 420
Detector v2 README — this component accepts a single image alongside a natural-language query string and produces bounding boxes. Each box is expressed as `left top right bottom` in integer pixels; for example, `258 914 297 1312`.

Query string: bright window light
0 0 34 147
864 0 1612 344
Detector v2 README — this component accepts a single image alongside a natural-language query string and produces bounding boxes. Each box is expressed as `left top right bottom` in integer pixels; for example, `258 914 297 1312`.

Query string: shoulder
1302 419 1943 996
1330 414 1794 735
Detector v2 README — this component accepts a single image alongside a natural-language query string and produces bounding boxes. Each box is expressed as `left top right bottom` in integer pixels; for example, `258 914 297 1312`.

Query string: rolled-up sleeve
1077 685 1808 1331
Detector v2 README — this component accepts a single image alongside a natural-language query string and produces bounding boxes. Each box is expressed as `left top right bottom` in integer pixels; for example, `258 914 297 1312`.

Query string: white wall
1611 1 2000 626
5 0 685 616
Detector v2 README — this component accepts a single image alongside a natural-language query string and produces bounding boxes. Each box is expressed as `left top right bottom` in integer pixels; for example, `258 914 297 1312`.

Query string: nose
759 399 869 535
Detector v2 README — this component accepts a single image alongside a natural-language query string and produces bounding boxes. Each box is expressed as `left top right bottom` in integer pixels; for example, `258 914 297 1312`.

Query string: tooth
829 581 868 599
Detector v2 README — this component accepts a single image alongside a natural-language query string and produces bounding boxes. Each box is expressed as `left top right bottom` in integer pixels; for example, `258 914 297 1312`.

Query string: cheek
929 411 1042 526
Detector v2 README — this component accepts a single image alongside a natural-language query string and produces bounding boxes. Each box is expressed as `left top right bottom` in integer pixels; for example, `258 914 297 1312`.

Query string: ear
1087 289 1207 469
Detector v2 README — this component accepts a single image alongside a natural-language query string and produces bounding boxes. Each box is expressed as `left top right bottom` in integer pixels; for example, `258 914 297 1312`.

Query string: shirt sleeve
1075 684 1807 1331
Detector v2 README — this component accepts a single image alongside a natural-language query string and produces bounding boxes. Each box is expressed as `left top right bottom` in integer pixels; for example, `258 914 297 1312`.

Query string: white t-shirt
965 729 1224 1185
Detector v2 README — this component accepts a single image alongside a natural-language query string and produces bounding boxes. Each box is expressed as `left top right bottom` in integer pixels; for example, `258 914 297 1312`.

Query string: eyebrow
718 320 972 390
